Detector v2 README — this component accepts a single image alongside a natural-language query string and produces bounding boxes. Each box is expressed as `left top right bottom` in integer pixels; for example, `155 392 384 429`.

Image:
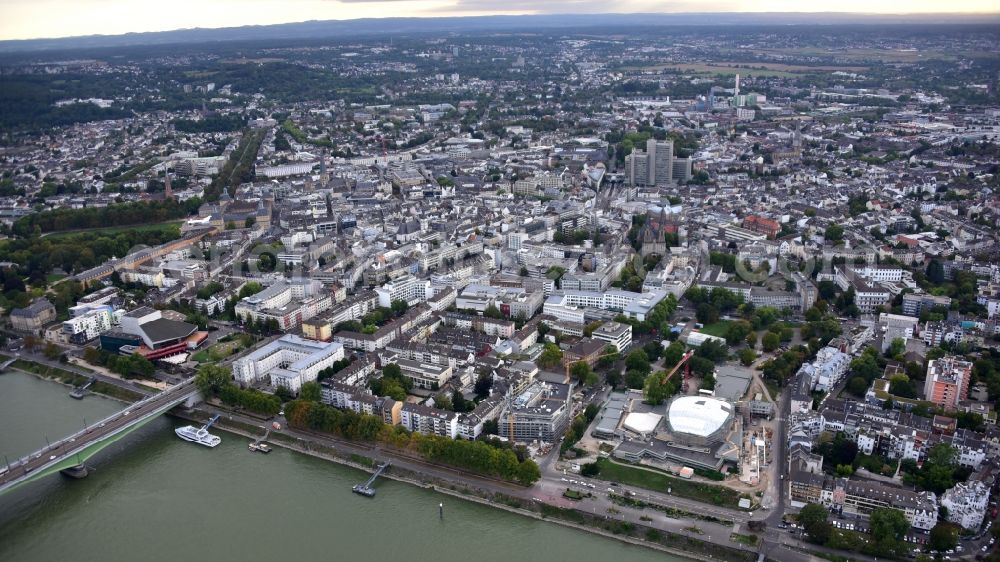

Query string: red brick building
742 215 781 239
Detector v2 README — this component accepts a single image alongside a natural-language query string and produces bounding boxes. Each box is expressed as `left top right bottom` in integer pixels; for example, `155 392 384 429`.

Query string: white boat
175 424 221 448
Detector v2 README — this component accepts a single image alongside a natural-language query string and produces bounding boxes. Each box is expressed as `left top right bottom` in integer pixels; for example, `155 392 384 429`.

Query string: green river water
0 372 689 562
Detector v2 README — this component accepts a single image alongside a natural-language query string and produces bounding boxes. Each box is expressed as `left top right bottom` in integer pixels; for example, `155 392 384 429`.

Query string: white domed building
665 396 734 446
615 395 741 471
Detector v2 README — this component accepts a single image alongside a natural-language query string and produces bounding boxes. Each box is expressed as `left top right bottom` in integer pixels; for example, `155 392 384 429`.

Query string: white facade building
232 335 344 394
941 481 990 531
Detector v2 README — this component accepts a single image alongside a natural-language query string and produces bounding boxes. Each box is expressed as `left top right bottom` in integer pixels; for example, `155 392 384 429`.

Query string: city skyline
1 1 999 41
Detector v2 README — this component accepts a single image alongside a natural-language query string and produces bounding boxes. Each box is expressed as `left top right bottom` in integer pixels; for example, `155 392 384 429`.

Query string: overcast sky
1 0 996 41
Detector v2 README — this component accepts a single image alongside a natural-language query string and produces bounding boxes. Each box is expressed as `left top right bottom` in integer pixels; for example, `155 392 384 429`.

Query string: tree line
285 398 540 485
195 365 281 416
0 226 182 310
12 198 202 237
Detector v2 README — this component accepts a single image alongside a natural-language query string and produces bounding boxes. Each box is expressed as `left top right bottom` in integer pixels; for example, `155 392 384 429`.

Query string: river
0 372 688 562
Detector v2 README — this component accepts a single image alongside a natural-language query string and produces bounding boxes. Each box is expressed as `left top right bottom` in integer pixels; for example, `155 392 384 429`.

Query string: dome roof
667 396 732 438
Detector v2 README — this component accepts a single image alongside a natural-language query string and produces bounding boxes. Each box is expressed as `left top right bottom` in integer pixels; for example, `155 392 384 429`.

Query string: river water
0 372 687 562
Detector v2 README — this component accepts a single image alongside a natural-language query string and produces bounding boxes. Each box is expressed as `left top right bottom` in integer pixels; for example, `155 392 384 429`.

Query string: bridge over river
0 378 198 496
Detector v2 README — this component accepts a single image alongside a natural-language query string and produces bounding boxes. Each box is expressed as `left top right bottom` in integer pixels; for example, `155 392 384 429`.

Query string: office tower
625 138 692 187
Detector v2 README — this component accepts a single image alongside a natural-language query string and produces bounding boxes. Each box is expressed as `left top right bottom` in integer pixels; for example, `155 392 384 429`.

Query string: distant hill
1 12 998 53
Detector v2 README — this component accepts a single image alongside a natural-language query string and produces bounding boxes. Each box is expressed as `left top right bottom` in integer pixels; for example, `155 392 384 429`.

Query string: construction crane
661 349 696 393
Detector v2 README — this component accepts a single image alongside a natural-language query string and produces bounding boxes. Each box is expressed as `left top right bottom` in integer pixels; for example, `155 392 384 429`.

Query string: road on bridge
0 379 195 490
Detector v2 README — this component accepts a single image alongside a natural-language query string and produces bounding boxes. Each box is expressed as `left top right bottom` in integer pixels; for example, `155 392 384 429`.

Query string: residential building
941 480 990 531
924 356 973 410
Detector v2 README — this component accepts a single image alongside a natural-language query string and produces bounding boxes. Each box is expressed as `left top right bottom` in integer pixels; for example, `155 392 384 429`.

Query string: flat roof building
233 334 345 394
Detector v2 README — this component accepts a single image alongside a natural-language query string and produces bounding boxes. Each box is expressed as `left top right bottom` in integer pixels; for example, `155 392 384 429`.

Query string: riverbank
4 360 144 403
0 366 756 562
172 407 756 562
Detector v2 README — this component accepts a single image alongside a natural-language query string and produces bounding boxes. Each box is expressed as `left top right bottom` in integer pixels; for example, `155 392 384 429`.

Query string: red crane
663 349 695 389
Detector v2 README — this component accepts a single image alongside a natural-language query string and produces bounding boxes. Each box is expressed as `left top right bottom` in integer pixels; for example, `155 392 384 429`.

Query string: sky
0 0 997 41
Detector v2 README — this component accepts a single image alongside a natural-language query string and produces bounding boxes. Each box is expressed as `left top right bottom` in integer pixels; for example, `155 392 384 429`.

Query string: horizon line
3 10 1000 44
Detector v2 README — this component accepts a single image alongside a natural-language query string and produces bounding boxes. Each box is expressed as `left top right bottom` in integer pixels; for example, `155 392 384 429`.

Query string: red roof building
742 215 781 239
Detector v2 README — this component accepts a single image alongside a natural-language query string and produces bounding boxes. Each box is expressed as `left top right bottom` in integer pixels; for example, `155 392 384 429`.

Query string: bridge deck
0 379 197 494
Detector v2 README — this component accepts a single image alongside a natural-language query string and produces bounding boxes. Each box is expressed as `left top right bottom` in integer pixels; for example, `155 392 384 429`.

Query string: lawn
731 533 760 547
192 339 246 363
594 458 744 509
44 221 183 240
698 321 732 338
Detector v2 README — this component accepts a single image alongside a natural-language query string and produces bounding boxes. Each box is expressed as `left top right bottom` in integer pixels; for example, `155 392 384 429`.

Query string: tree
870 508 909 557
474 372 493 398
662 341 686 367
482 419 499 435
696 339 728 362
580 462 600 477
887 337 905 359
724 320 753 345
597 345 620 369
799 503 831 544
516 459 541 485
739 348 757 366
382 363 402 380
584 403 600 422
570 361 597 386
537 343 563 369
824 224 844 241
372 377 406 401
928 523 958 553
300 381 321 402
696 302 719 325
605 369 622 389
926 260 945 285
762 332 780 352
847 376 869 397
42 342 62 361
195 364 232 396
23 335 40 352
625 369 646 389
849 350 881 384
625 349 651 375
483 303 503 319
434 393 453 411
451 390 469 412
390 299 408 317
643 371 677 405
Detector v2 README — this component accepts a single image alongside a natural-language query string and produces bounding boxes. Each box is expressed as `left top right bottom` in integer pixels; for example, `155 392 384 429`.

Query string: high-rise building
625 138 692 187
924 356 973 409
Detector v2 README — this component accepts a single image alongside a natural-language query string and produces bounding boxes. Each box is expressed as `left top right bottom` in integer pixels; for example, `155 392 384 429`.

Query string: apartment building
924 356 973 410
790 464 938 530
400 402 459 439
397 357 453 390
62 304 118 344
941 481 990 531
498 381 571 443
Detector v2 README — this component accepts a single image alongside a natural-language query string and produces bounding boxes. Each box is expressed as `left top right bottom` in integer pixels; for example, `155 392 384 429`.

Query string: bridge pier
183 391 204 409
60 464 89 479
